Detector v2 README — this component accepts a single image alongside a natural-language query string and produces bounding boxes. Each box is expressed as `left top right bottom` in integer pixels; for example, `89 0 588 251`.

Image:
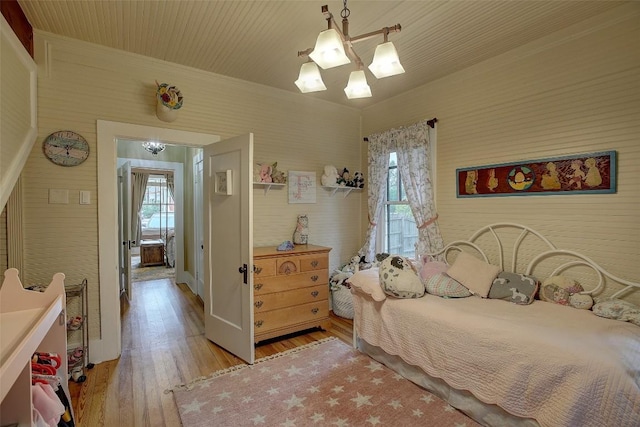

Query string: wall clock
43 130 90 166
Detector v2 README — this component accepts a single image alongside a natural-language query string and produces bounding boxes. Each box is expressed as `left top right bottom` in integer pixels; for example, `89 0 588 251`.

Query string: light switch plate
80 190 91 205
49 189 69 204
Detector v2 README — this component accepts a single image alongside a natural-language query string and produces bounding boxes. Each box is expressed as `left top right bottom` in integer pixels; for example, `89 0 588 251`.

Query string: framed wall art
215 170 232 195
288 171 316 204
457 151 616 198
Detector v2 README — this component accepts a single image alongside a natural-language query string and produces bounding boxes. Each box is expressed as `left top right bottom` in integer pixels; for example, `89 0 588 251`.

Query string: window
376 152 418 258
140 174 174 238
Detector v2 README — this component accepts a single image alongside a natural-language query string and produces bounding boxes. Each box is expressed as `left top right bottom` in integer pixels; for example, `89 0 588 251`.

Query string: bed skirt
356 337 539 427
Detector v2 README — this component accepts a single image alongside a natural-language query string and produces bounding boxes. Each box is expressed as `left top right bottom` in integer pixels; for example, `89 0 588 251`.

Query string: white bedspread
352 290 640 427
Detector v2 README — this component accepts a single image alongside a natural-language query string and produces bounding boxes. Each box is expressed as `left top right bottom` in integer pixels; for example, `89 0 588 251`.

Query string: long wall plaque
456 151 616 198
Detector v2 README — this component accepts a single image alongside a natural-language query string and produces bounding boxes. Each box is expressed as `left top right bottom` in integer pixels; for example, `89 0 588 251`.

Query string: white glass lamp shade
294 62 327 93
308 29 351 69
368 42 405 78
344 70 372 99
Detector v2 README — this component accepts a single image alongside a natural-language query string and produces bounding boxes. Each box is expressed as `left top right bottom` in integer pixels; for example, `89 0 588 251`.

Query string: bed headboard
426 222 639 300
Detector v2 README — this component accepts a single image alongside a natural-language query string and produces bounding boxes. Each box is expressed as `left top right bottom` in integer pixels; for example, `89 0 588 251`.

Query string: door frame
193 151 204 299
96 120 219 362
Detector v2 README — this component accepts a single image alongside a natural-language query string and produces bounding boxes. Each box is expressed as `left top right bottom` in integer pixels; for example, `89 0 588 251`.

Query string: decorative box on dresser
253 244 331 343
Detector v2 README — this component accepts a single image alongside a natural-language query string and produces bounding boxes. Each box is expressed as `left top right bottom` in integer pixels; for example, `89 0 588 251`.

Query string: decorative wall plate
43 130 90 166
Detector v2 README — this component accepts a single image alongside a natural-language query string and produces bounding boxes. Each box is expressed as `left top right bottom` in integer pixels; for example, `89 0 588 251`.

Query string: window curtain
166 173 174 200
394 121 443 257
131 172 149 244
358 136 392 262
358 120 443 261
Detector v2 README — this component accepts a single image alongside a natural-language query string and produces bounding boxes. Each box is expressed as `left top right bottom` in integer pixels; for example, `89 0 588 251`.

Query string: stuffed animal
271 162 286 183
353 171 364 188
257 162 273 183
292 214 309 244
330 270 353 289
338 167 351 186
321 165 339 187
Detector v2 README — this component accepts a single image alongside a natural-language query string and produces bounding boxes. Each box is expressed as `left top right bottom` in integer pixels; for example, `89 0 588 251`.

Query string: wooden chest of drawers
253 244 331 342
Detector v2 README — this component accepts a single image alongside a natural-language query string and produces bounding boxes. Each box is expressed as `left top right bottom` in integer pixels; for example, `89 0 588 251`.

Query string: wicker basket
331 285 354 319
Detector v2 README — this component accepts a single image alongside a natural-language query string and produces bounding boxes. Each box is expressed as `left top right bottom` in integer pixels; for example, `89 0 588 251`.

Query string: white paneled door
117 161 133 301
203 134 254 364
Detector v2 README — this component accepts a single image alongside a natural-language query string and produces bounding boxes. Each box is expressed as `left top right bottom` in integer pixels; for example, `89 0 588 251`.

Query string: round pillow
540 275 592 309
569 293 594 310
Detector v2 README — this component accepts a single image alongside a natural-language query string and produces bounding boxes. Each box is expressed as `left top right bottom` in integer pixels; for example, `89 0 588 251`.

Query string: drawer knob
255 266 263 275
254 283 263 291
311 291 319 297
254 300 263 308
311 275 318 282
311 308 319 314
311 260 319 268
255 320 263 328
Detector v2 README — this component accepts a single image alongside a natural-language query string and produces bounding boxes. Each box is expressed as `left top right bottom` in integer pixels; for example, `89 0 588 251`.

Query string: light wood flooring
68 278 353 426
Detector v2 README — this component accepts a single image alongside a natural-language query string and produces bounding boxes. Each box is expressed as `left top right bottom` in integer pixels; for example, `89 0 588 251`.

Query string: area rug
171 337 479 426
131 256 174 282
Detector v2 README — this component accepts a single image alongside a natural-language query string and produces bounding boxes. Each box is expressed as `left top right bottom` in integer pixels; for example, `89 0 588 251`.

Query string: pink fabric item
32 383 64 427
352 290 640 427
419 261 449 283
346 268 386 301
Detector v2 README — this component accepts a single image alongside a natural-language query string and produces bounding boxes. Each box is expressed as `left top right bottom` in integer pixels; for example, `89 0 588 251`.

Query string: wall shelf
253 182 286 195
322 186 363 198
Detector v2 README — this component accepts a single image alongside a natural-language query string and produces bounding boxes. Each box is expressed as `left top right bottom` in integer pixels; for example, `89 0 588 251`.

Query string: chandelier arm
349 24 402 44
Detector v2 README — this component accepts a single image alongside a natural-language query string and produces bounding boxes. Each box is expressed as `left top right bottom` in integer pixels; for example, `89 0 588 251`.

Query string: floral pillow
488 272 538 305
379 255 425 299
540 275 593 310
592 299 640 326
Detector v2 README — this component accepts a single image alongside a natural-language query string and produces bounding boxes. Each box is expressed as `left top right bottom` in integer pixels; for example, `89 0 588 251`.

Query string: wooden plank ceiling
18 0 627 108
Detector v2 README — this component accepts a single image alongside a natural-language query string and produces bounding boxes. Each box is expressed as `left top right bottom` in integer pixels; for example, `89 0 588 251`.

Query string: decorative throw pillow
539 275 593 309
379 255 425 299
446 252 501 298
425 273 472 298
592 299 640 326
420 261 449 284
347 268 386 302
488 272 539 305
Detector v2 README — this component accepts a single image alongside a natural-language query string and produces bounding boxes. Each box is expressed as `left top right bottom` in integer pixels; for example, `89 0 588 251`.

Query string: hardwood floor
68 278 353 426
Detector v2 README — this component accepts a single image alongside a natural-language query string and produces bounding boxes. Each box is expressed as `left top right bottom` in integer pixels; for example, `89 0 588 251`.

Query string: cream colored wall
362 5 640 305
23 32 363 341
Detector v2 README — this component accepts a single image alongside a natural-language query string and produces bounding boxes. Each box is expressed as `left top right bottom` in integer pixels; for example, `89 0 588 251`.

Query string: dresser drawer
253 285 328 312
254 300 329 334
276 257 300 275
299 254 328 272
253 269 328 294
254 258 276 277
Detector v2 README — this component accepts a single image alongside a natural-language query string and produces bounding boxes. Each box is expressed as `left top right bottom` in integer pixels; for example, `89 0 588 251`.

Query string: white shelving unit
253 182 286 195
0 268 72 427
321 185 363 198
66 279 93 383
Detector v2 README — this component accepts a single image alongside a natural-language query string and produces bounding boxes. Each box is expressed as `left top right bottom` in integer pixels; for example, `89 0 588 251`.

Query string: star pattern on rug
180 398 207 414
173 338 480 427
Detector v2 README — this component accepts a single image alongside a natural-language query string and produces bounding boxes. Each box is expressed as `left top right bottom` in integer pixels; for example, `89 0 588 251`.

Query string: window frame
375 152 416 258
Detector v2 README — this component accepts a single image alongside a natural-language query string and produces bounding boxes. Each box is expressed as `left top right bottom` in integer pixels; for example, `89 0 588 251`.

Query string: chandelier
296 1 404 99
142 141 166 156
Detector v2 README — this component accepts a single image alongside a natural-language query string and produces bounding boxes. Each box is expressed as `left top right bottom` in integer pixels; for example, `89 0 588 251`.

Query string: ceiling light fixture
296 1 403 99
142 141 166 156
